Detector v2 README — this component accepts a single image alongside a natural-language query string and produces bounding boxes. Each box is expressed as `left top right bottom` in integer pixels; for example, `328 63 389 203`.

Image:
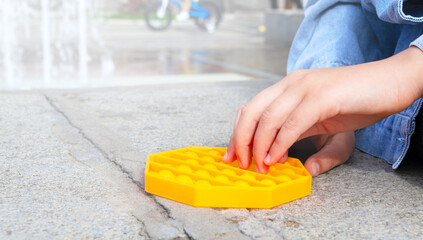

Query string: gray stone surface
0 93 145 239
1 79 423 239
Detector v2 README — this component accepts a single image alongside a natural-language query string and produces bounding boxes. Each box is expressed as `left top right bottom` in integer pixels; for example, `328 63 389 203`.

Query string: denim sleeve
362 0 423 24
410 34 423 51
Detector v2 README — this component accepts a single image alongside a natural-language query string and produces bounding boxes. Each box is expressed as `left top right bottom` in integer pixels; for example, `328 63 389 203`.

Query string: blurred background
0 0 304 90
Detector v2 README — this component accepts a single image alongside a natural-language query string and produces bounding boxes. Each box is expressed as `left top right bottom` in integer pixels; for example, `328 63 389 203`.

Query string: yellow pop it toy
144 147 312 208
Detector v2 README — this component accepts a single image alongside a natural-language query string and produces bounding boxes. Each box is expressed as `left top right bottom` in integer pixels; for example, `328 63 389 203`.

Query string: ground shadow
394 154 423 189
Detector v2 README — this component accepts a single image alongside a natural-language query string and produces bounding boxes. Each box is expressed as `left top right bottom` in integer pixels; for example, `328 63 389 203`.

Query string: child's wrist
406 46 423 100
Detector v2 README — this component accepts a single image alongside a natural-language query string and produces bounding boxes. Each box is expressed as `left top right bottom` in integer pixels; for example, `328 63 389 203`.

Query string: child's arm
222 46 423 174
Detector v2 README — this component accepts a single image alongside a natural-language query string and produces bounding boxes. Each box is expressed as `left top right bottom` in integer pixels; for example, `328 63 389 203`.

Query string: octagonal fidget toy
144 147 312 208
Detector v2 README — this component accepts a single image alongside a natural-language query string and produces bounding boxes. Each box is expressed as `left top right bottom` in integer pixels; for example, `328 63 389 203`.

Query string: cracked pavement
1 79 423 239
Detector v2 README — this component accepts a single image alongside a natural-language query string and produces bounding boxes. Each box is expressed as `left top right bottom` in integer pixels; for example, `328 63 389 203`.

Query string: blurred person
222 0 423 177
270 0 303 9
176 0 192 21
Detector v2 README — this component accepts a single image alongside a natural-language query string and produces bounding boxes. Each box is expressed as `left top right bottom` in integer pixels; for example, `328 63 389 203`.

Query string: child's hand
222 47 423 174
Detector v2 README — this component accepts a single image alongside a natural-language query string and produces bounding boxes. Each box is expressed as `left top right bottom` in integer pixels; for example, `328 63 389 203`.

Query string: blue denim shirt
287 0 423 168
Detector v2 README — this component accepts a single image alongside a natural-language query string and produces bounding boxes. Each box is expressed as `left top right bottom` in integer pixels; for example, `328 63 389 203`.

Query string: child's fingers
266 97 320 166
278 152 288 163
255 158 269 174
252 86 304 173
231 83 287 169
233 106 242 129
223 104 255 165
232 105 257 169
304 132 355 176
222 108 244 164
222 134 236 163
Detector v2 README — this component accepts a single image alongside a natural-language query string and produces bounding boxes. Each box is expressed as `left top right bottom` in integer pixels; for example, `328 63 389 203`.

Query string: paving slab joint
42 93 140 186
132 214 152 239
183 228 194 240
42 93 187 237
149 195 173 219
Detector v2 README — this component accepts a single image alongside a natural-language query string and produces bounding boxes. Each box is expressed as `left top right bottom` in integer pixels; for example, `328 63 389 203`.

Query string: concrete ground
1 13 423 240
